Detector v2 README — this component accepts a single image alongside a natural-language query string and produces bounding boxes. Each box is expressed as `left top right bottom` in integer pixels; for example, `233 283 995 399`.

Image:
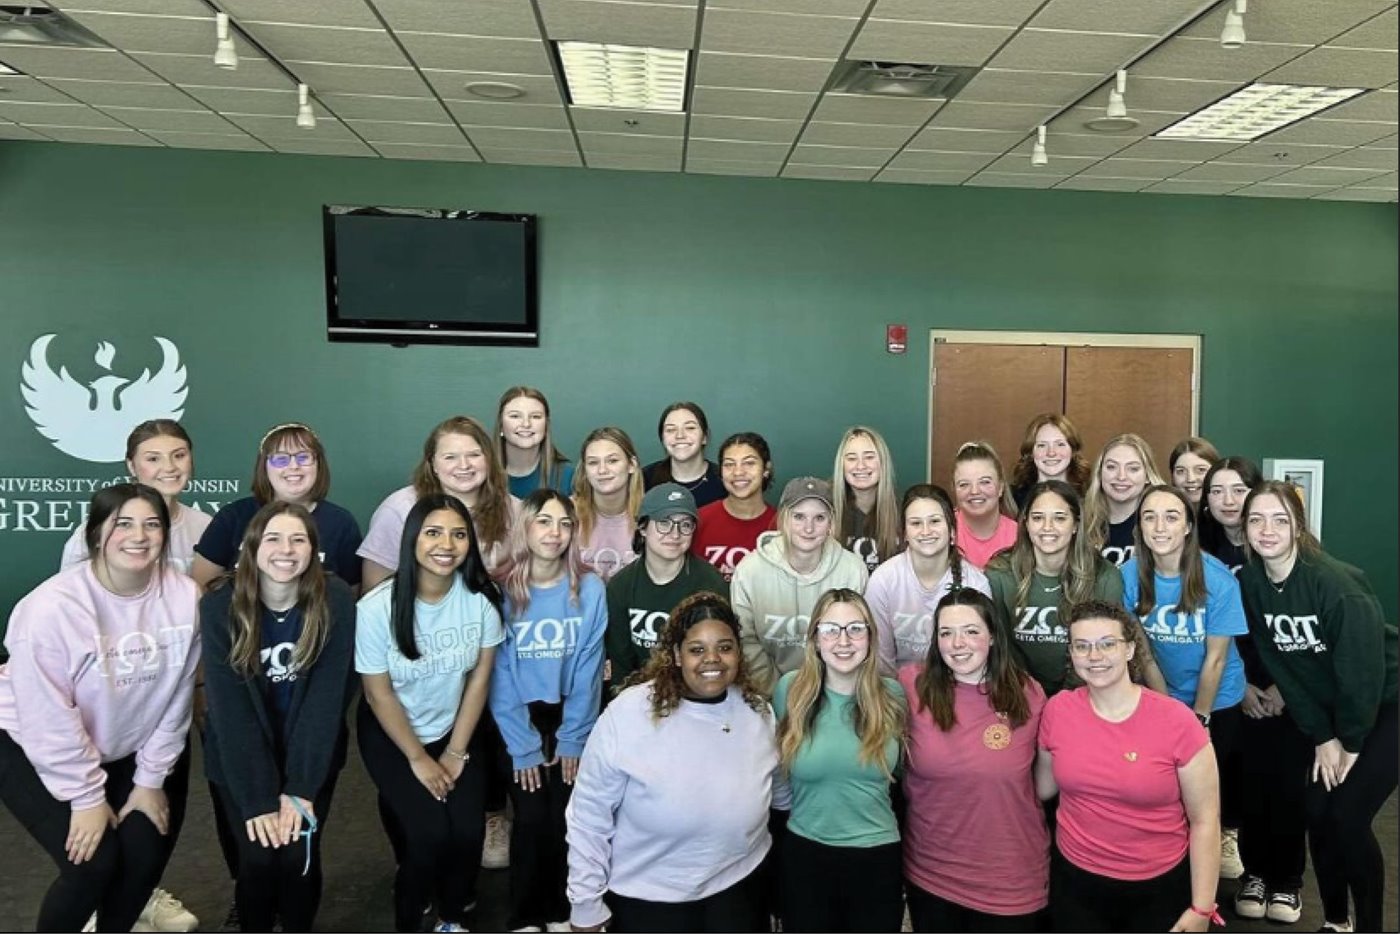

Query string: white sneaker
137 888 199 933
546 923 573 932
82 914 97 933
1234 874 1267 920
482 811 511 869
1266 889 1302 924
1319 921 1353 932
1219 827 1244 879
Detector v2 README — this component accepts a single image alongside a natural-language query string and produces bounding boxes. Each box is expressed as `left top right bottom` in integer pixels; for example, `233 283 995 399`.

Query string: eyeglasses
652 516 696 536
1069 637 1127 657
815 621 870 641
267 451 316 469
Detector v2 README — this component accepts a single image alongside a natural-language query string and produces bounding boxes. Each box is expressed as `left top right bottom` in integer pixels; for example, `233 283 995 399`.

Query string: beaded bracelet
1189 903 1225 925
444 747 471 762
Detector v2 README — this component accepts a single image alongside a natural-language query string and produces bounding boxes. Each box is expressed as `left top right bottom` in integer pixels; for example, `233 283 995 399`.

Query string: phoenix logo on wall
20 334 188 464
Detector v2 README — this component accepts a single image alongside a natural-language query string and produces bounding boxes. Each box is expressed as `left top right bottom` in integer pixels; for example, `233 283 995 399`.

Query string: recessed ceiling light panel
556 41 688 113
1156 83 1366 141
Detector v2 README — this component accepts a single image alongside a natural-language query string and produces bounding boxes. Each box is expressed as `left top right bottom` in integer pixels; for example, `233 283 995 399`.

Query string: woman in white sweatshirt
0 483 199 932
565 591 788 932
731 477 869 695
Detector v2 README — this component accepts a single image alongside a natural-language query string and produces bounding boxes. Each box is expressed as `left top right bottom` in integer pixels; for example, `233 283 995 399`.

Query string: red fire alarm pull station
887 324 907 354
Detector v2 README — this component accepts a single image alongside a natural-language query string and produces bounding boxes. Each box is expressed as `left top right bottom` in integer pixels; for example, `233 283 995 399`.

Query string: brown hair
125 419 194 462
1066 599 1147 684
1242 480 1322 562
1133 484 1207 615
915 588 1032 731
251 422 330 505
1011 413 1089 494
411 416 512 549
1169 436 1221 475
495 386 571 487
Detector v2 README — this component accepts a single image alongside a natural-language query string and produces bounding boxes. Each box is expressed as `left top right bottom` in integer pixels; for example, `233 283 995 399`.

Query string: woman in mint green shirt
773 588 906 932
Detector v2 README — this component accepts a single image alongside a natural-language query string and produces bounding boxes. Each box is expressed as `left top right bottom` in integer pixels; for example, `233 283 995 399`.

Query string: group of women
0 393 1393 934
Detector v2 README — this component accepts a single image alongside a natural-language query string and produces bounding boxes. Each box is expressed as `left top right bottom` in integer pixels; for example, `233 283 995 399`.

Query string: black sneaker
1267 889 1302 924
219 898 240 933
1234 874 1266 920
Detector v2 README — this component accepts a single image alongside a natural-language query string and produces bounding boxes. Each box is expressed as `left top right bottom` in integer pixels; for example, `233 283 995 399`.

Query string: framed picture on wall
1263 458 1324 541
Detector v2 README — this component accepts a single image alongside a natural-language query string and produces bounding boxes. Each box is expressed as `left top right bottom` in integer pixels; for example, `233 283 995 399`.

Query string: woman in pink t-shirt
1035 600 1221 932
900 587 1048 932
951 441 1018 569
572 427 643 582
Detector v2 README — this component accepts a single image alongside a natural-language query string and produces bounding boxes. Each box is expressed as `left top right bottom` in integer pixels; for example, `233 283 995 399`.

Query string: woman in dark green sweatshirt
1239 480 1397 934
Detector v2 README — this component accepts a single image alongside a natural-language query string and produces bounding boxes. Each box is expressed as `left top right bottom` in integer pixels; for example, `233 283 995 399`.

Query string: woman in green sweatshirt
1239 480 1398 934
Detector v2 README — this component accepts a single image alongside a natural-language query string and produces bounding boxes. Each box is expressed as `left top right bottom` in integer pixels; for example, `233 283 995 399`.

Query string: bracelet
444 747 470 762
1189 903 1224 925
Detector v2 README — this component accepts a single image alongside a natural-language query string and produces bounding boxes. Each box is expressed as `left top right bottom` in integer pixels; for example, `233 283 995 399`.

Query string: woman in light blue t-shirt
355 494 504 934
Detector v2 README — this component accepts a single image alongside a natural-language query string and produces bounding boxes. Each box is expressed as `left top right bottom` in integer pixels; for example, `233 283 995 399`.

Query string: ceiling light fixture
1220 0 1247 50
213 11 237 70
1106 70 1128 119
1157 82 1365 141
556 41 689 113
1084 70 1140 132
296 83 315 129
463 80 525 100
1031 125 1048 166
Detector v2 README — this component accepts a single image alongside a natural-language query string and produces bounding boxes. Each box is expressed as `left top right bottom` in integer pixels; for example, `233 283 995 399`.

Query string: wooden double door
928 337 1198 490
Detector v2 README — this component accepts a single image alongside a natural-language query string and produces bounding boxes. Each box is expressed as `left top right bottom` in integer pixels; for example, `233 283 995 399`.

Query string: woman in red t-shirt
691 433 777 582
1035 600 1221 932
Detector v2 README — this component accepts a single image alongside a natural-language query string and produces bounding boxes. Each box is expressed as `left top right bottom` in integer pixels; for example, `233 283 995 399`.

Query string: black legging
1306 701 1399 932
0 732 181 932
1238 708 1311 890
504 701 571 930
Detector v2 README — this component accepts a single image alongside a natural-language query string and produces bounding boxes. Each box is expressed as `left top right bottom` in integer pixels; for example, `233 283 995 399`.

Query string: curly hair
627 591 769 722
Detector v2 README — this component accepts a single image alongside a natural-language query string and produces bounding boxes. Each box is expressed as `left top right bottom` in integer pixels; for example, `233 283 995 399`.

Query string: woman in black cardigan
200 500 356 933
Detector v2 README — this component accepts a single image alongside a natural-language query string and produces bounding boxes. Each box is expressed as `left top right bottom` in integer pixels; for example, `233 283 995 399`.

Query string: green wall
1 140 1395 626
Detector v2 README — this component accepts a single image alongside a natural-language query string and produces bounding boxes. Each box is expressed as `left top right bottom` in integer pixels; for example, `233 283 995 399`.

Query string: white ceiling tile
538 0 697 47
1031 0 1208 34
226 113 357 139
61 11 211 55
132 51 290 89
1314 89 1398 123
873 167 975 185
570 106 685 134
1132 37 1310 83
1077 157 1195 178
985 151 1099 173
1314 146 1398 170
989 30 1157 74
1232 183 1344 198
1367 132 1397 147
185 86 296 115
1 46 164 82
1313 186 1397 200
810 92 943 125
799 120 918 147
716 0 867 15
687 137 791 160
692 86 816 119
1267 164 1390 185
1078 76 1242 114
964 170 1064 187
1331 8 1399 51
907 126 1024 150
1359 169 1398 186
242 23 409 67
217 0 383 29
1225 141 1349 164
688 114 802 142
886 149 1000 171
347 119 467 144
447 100 570 129
683 157 781 176
396 34 552 74
0 100 124 127
267 136 377 156
477 147 583 165
317 92 450 121
957 68 1101 107
701 8 859 58
1054 175 1150 192
144 129 271 150
848 20 1014 67
62 0 214 15
430 71 562 104
867 0 1044 28
1261 118 1395 146
291 61 432 96
1171 161 1293 182
1009 131 1137 157
694 52 835 92
38 125 160 144
464 126 579 150
100 105 237 132
930 100 1057 132
585 151 684 171
372 0 542 38
1109 137 1243 161
44 78 196 109
0 75 75 103
1181 0 1394 46
1058 107 1189 135
372 141 483 161
1266 47 1398 88
576 130 682 154
1143 179 1245 195
0 122 49 139
782 164 877 180
790 143 893 167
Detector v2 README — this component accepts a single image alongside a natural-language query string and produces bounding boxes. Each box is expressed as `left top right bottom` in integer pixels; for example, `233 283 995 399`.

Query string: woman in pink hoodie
0 482 200 932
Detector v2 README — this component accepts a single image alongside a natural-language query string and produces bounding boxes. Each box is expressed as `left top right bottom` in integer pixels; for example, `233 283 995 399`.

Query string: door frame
926 330 1202 479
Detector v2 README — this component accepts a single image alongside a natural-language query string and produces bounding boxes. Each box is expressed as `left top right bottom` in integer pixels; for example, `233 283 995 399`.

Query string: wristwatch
1196 712 1212 727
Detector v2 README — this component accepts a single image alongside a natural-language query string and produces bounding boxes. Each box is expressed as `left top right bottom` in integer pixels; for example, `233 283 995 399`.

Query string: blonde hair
952 440 1017 516
777 589 906 779
1083 433 1164 550
572 427 644 544
494 386 570 486
831 426 900 563
411 416 512 549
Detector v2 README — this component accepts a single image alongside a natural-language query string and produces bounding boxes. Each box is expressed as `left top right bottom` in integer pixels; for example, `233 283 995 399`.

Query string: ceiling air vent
0 5 105 47
831 61 978 99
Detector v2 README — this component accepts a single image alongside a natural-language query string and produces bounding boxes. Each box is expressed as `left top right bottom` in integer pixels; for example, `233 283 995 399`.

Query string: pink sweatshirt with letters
0 563 200 809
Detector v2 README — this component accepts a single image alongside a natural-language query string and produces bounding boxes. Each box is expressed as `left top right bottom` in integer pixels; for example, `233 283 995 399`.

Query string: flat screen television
323 204 538 347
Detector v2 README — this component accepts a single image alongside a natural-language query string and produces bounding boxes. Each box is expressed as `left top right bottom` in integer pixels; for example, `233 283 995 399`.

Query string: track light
1031 125 1048 166
1106 70 1128 119
296 83 316 129
1221 0 1247 49
213 12 237 70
